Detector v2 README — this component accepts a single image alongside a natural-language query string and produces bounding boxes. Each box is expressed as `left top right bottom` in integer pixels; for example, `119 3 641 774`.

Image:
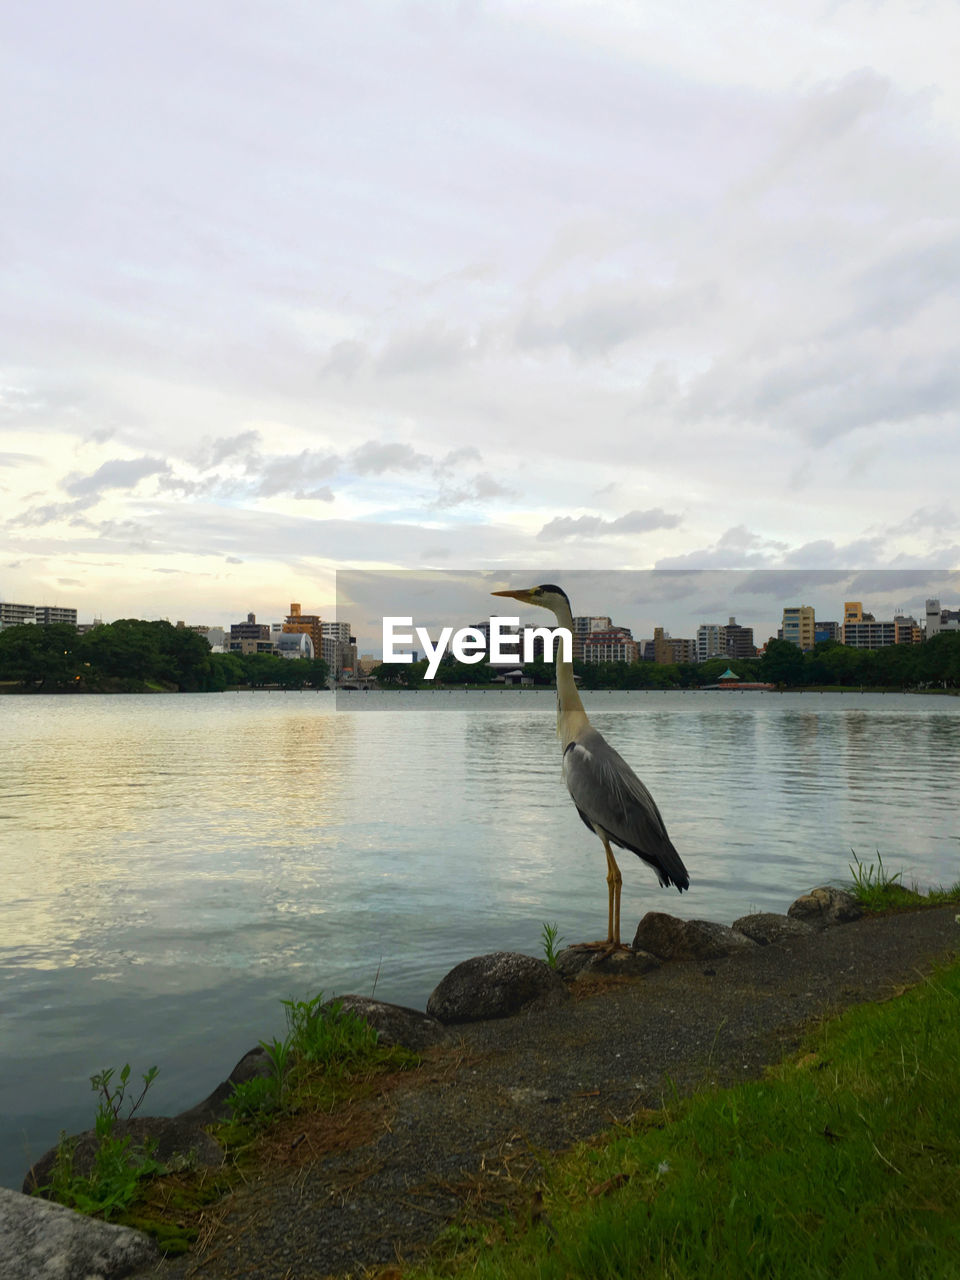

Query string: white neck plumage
550 599 589 748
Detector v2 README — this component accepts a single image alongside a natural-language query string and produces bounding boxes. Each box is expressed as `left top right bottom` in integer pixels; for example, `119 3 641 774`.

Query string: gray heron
492 583 689 948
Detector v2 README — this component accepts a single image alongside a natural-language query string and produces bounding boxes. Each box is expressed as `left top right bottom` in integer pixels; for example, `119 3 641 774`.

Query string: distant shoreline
1 683 957 697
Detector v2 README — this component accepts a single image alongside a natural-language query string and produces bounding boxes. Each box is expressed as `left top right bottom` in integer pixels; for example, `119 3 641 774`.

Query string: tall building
283 603 323 660
229 612 273 655
814 621 841 644
843 620 897 649
926 598 960 638
572 615 612 661
894 615 922 645
719 617 755 659
652 626 696 664
697 623 722 663
782 605 815 650
582 627 638 664
321 620 357 678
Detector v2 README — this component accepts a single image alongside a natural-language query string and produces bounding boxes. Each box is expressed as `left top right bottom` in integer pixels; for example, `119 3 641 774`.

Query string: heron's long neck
552 602 589 748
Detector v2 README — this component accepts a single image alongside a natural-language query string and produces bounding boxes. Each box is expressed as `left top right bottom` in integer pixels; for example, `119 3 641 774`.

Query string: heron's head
491 583 572 619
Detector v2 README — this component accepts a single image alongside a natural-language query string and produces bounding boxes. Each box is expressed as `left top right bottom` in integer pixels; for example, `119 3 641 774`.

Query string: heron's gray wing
562 727 689 891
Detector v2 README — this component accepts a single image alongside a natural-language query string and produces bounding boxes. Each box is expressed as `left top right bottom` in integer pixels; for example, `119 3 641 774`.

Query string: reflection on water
1 689 959 1188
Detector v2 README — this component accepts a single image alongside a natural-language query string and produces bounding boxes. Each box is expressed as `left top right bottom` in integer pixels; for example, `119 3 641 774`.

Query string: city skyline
3 4 960 625
5 568 959 657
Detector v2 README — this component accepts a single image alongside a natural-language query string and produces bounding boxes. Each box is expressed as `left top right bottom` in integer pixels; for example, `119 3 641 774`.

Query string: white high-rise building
697 624 722 663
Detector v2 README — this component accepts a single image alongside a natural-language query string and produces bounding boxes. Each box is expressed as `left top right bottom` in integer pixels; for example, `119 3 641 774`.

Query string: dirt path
138 906 960 1280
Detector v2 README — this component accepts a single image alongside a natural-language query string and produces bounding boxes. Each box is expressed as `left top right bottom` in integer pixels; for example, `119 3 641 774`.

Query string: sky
2 0 959 642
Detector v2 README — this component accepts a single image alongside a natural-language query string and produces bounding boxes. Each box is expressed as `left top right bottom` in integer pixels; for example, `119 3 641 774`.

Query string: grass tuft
848 851 960 913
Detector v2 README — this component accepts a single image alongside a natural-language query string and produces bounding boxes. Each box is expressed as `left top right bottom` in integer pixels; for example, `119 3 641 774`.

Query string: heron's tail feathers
622 836 689 893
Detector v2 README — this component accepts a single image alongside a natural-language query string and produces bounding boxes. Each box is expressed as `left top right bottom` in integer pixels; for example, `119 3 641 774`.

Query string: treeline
370 633 960 691
0 620 329 692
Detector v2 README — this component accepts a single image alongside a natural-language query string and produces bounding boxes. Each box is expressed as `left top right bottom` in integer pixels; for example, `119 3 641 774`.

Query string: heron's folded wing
562 731 688 890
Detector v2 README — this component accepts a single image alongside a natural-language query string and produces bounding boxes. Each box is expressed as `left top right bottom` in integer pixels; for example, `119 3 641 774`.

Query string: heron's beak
491 588 534 603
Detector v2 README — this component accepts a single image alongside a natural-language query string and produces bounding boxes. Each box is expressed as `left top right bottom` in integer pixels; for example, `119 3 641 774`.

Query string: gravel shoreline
136 905 960 1280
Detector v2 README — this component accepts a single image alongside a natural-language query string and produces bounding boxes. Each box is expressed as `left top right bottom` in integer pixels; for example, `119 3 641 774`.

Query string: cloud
782 537 887 568
888 505 960 537
348 441 431 475
321 340 368 378
251 449 341 497
293 486 335 501
0 452 40 467
63 456 171 499
431 472 514 508
14 497 98 527
516 282 710 358
376 324 481 376
538 508 682 540
203 430 262 467
435 446 483 474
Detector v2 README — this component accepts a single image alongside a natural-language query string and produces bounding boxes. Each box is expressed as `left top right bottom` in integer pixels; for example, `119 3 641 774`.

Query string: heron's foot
571 940 632 954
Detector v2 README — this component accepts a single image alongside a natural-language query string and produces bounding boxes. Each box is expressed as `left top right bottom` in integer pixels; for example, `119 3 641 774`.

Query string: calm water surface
1 689 958 1187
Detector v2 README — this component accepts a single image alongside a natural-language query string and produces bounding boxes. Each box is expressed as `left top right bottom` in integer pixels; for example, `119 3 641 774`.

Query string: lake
2 689 958 1189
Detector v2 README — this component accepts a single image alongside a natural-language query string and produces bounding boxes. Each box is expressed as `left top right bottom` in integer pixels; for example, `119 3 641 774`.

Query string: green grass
848 851 960 913
412 955 960 1280
39 993 418 1253
222 992 418 1129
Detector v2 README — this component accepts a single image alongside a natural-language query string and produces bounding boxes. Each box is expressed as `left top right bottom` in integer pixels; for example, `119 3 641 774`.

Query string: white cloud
539 509 683 540
63 456 171 499
1 3 959 621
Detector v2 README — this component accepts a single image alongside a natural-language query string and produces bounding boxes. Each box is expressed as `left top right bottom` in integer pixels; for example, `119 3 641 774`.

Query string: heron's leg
602 836 623 947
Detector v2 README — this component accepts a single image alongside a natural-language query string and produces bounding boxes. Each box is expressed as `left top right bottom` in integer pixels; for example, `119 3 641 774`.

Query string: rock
426 952 569 1024
0 1185 156 1280
24 1116 223 1197
321 995 447 1050
177 1045 273 1126
555 947 661 981
732 912 817 946
632 913 758 962
787 887 864 927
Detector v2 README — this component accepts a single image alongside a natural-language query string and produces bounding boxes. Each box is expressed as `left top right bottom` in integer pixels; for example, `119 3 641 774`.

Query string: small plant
91 1063 159 1137
541 921 564 968
40 1064 163 1220
227 1074 282 1121
226 991 387 1124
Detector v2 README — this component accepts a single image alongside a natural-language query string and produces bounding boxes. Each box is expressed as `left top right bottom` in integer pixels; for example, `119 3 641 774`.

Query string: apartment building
229 612 274 655
720 617 755 659
782 605 816 650
572 615 612 661
652 626 697 664
582 627 638 664
1 602 78 629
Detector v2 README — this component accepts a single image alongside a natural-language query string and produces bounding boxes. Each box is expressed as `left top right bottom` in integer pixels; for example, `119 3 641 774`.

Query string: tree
760 639 806 687
0 623 82 686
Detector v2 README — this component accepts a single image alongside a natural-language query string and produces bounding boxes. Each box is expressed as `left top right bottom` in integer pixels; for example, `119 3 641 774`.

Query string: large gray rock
322 995 447 1050
426 951 569 1024
733 912 817 946
632 913 757 962
177 1045 273 1126
555 946 661 981
24 1116 223 1197
787 887 863 927
0 1185 156 1280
